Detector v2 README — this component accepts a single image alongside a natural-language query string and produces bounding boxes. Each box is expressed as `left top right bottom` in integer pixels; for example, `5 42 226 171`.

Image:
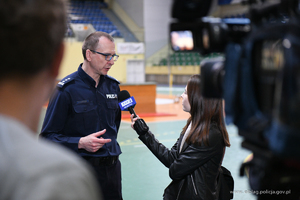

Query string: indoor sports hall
115 87 256 200
39 86 256 200
37 0 267 199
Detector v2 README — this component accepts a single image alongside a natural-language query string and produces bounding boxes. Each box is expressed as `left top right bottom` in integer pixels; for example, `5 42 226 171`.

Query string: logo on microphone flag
119 96 136 111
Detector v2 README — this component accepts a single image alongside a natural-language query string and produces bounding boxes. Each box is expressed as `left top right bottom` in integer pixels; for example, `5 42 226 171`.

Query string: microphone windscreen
118 90 131 102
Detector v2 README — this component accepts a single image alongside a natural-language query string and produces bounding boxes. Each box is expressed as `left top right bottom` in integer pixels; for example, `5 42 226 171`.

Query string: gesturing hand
78 129 111 152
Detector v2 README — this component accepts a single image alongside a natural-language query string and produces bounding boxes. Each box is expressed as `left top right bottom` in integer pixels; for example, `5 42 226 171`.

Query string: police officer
41 31 123 200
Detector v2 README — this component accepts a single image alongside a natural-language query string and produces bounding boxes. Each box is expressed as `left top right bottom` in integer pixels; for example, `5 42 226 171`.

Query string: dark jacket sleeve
40 89 81 151
139 127 223 181
138 131 179 168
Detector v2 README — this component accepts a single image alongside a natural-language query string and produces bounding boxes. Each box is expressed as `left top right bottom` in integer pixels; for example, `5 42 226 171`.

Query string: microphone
118 90 137 117
118 90 149 135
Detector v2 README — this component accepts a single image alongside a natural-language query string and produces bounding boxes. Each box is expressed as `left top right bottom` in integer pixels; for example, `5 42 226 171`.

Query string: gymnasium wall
111 1 144 42
58 40 144 83
143 0 172 59
114 0 144 28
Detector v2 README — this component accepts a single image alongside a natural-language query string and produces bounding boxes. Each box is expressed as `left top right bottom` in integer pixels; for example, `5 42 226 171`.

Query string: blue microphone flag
119 96 136 111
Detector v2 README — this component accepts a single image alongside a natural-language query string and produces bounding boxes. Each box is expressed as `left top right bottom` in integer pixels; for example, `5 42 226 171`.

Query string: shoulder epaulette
57 77 75 88
106 75 120 84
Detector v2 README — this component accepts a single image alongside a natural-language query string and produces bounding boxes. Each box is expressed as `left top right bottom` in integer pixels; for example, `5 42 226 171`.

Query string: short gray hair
82 31 114 60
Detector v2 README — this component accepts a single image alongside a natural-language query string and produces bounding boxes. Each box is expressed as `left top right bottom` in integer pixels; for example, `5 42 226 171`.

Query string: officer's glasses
90 49 119 61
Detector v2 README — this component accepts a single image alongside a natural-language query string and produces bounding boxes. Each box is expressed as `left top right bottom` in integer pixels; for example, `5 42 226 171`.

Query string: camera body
170 17 250 54
170 0 300 199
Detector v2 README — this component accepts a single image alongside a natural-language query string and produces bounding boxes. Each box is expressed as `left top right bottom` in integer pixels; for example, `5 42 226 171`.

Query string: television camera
170 0 300 199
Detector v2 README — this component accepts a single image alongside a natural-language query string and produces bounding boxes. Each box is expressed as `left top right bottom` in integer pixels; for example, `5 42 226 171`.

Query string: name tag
106 94 117 99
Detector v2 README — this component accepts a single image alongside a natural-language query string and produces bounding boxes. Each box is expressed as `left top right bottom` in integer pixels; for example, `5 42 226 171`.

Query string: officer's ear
86 49 92 62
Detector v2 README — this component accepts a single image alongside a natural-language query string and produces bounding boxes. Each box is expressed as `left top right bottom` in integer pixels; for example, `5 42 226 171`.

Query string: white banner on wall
117 43 144 54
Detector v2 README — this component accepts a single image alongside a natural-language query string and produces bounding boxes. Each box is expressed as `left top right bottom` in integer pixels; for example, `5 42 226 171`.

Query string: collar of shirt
179 122 192 153
78 64 105 88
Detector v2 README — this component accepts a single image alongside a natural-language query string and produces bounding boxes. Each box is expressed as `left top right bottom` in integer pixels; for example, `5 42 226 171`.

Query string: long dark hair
182 75 230 147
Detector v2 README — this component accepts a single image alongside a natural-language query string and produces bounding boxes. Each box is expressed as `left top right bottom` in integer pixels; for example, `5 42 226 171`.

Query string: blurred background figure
0 0 102 199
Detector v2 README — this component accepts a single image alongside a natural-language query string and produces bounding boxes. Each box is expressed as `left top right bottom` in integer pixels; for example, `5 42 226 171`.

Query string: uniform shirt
41 64 122 157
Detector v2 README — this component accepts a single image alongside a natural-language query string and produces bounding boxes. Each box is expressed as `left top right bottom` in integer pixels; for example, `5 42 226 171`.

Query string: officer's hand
78 129 111 152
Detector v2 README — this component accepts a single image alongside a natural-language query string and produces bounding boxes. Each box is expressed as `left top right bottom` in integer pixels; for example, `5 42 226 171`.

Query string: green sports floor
119 121 256 200
119 86 256 200
38 86 257 200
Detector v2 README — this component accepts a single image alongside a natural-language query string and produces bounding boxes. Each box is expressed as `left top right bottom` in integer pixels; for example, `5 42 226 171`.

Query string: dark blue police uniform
41 64 123 200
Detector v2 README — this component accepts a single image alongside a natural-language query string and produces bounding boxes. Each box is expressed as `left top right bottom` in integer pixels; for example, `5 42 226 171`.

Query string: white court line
155 98 174 105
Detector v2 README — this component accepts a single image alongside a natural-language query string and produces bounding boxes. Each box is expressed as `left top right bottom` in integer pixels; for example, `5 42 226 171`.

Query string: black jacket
138 123 224 200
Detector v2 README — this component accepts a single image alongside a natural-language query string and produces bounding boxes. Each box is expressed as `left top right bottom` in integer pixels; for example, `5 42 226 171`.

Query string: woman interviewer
130 74 231 200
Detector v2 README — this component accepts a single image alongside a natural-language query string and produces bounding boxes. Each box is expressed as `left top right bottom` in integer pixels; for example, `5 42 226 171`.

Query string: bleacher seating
67 0 122 38
155 52 223 66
